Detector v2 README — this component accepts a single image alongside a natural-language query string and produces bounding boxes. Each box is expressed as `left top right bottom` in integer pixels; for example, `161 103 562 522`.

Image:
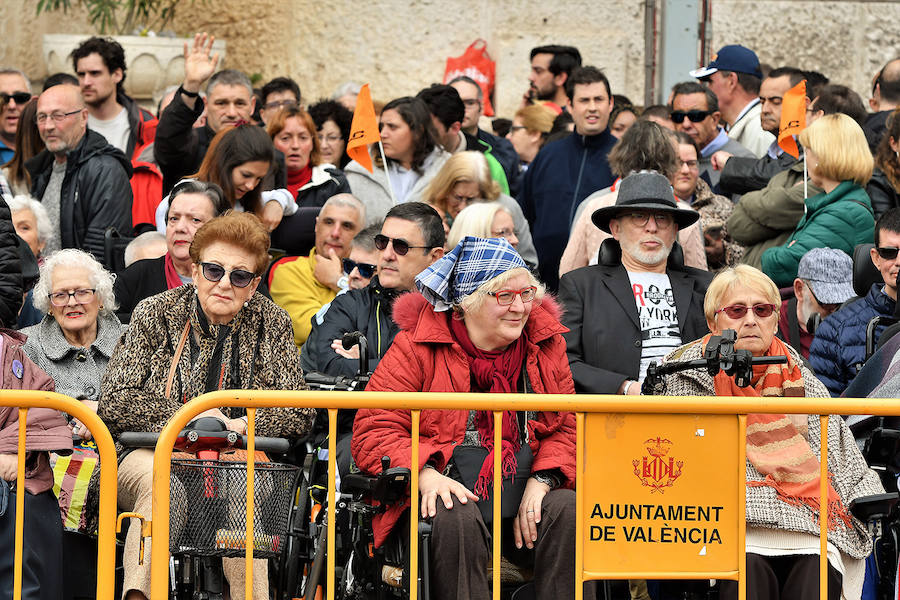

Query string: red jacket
352 293 576 547
0 330 72 494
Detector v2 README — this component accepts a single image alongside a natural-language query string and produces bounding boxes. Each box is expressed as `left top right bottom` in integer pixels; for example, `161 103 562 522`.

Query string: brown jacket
0 329 73 494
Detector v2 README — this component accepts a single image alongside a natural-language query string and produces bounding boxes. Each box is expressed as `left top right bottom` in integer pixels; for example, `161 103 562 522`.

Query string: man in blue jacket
810 209 900 395
518 66 617 291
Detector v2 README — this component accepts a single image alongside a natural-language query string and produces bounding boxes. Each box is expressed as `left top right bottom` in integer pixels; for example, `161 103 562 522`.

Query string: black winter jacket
294 165 352 209
718 151 799 196
27 129 133 265
305 277 403 378
866 168 900 221
113 255 167 323
809 284 896 396
153 93 215 193
0 196 23 327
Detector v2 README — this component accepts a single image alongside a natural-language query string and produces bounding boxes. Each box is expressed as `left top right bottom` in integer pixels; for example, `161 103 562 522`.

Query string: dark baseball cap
690 45 762 80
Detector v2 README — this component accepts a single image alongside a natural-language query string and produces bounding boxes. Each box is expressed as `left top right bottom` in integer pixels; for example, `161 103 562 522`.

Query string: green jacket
761 181 874 287
728 161 822 268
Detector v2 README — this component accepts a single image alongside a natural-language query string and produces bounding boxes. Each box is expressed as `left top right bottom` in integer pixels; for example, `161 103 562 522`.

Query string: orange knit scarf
705 334 852 531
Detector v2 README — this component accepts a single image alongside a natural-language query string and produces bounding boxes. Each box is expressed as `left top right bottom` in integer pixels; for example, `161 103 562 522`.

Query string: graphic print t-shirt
627 271 682 382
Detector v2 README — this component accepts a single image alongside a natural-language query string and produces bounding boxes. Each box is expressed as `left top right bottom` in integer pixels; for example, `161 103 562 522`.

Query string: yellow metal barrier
0 390 119 600
146 390 895 600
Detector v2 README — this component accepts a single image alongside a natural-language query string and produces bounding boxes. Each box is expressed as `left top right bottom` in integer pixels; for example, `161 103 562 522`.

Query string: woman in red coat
352 236 582 600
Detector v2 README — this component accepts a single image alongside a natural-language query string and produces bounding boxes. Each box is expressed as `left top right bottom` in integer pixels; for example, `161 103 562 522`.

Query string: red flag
778 80 807 159
346 84 380 173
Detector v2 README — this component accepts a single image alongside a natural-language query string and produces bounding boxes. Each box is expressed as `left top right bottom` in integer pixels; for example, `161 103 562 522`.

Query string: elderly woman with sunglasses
657 265 882 600
353 237 585 600
94 211 315 600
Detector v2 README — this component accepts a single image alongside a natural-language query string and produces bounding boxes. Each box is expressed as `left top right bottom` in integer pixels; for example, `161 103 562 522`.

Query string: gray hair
166 179 229 220
0 68 32 93
6 194 51 246
124 231 166 267
447 202 510 249
332 81 361 99
449 75 483 101
322 193 365 223
207 69 253 97
33 248 118 314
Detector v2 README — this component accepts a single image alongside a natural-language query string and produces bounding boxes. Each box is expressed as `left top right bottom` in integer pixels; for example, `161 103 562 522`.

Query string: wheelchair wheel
275 468 311 600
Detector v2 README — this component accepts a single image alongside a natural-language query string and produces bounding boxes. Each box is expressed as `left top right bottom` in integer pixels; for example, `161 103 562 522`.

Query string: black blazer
558 250 713 394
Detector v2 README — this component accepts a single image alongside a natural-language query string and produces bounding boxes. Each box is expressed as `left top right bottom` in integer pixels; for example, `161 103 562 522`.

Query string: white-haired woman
446 202 519 251
23 248 123 440
7 194 51 262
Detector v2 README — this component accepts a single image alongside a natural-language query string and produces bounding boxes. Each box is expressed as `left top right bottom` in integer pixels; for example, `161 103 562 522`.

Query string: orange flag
346 84 380 173
778 80 807 159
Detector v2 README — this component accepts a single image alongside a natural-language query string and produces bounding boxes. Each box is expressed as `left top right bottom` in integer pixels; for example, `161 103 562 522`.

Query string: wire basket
169 459 299 558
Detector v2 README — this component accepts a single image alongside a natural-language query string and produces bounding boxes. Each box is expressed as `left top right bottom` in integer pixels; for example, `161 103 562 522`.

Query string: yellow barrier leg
738 415 747 600
492 411 501 600
245 408 256 600
410 410 420 600
13 409 26 600
819 416 828 600
576 412 584 600
327 408 337 600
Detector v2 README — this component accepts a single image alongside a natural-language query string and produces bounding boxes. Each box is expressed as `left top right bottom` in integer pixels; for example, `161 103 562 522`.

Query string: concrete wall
2 1 897 119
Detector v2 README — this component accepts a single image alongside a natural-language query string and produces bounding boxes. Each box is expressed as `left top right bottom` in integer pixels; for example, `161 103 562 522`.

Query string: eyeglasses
374 234 430 256
487 286 537 306
491 228 515 238
508 125 527 134
35 109 82 125
199 262 258 288
262 99 297 111
715 303 777 319
461 98 481 108
618 212 675 228
317 133 342 144
448 194 479 206
1 92 31 105
677 159 699 170
876 246 900 260
670 110 712 124
48 288 96 307
342 258 377 279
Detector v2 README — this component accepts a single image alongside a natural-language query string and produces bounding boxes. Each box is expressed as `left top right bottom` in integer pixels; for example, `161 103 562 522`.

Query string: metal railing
141 390 895 600
0 390 119 600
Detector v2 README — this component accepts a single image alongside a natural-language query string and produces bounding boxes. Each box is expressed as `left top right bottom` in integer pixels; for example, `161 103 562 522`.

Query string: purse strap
165 321 191 401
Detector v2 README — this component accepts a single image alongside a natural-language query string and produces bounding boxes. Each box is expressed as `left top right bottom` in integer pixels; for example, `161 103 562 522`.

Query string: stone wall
2 0 898 119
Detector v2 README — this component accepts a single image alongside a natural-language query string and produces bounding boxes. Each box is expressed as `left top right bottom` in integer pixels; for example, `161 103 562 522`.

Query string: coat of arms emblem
633 436 683 493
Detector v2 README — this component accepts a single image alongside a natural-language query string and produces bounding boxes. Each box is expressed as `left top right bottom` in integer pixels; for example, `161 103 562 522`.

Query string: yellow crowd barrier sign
582 413 743 579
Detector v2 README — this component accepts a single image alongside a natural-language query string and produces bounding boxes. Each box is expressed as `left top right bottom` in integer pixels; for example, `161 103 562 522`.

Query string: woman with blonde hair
506 104 556 170
423 151 538 267
446 202 519 252
761 113 875 287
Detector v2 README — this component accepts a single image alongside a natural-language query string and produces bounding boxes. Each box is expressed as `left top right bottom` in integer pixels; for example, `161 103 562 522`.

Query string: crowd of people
2 33 900 600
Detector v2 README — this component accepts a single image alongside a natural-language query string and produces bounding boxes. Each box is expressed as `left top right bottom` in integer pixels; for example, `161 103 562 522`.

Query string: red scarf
450 316 528 499
164 252 186 290
286 164 312 199
706 334 853 531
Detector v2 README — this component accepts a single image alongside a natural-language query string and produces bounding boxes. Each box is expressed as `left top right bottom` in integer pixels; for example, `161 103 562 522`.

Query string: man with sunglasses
0 69 32 165
306 202 445 378
269 193 364 350
559 171 713 396
670 81 754 191
689 44 774 158
810 209 900 396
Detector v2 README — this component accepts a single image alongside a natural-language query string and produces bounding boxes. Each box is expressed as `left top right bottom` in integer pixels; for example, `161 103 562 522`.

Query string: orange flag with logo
778 80 807 159
346 84 380 173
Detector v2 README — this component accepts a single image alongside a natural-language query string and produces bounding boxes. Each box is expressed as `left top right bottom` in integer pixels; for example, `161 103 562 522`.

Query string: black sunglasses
876 246 900 260
670 110 712 124
342 258 376 279
200 262 258 288
373 234 430 256
0 92 31 105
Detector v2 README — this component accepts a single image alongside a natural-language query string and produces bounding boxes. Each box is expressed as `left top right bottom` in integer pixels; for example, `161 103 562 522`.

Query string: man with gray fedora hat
559 170 713 395
777 247 856 360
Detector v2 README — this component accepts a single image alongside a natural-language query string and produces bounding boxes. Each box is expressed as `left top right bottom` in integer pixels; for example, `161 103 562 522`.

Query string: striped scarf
706 334 853 531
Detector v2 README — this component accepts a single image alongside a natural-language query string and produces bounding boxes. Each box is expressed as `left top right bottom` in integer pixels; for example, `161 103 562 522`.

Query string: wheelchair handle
118 428 291 454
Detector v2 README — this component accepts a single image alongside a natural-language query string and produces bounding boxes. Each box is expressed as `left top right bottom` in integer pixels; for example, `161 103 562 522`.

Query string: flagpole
803 151 808 200
377 140 398 206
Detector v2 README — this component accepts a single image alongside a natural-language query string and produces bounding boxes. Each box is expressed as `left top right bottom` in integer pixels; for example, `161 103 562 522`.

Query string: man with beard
713 67 807 196
525 45 582 109
559 171 713 395
0 69 31 165
777 248 854 361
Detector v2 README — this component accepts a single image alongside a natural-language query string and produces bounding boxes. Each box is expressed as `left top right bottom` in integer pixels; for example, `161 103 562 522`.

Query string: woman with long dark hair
867 107 900 220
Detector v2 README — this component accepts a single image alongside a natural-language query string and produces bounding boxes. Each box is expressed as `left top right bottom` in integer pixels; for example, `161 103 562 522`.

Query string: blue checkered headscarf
415 236 526 311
